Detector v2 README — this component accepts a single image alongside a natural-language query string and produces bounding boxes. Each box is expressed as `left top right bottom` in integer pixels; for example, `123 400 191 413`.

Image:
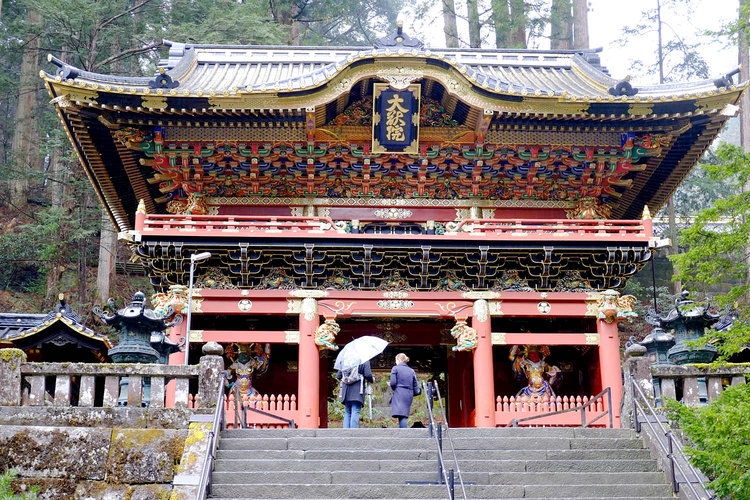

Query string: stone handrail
0 349 226 412
20 362 200 408
651 364 750 406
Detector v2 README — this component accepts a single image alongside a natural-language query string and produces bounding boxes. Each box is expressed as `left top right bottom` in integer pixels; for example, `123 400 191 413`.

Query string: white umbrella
334 335 389 372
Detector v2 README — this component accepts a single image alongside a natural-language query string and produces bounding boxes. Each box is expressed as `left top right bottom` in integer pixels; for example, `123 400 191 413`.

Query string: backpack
341 366 363 384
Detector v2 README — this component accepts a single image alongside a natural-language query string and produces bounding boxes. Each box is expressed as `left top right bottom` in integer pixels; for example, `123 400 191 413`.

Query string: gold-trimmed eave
42 59 748 123
12 316 112 349
610 106 739 219
43 78 130 232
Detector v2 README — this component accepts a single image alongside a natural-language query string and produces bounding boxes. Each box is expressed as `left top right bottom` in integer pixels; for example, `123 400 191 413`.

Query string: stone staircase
208 427 676 499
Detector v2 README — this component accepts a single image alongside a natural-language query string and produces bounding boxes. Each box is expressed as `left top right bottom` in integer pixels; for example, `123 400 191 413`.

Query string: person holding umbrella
390 353 421 428
334 336 388 428
337 360 374 428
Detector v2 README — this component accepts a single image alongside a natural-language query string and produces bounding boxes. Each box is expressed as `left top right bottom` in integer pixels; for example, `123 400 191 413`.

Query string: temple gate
42 26 744 428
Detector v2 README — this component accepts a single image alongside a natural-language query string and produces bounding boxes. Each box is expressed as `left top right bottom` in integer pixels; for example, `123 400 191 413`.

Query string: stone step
213 458 659 474
211 498 678 500
215 447 653 462
210 470 667 486
217 436 643 451
220 427 635 439
208 482 672 499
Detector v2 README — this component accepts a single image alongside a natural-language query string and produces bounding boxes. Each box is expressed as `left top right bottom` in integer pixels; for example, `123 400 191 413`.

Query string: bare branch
91 42 162 73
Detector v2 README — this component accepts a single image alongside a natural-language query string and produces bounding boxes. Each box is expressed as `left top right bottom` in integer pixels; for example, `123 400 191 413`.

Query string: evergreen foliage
666 382 750 499
0 470 37 500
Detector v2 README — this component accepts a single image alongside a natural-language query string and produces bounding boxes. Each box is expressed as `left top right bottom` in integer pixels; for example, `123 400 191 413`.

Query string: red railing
494 392 610 427
137 214 652 242
224 391 297 429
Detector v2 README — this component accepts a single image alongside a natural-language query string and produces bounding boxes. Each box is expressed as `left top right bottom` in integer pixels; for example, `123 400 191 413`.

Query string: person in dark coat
390 353 420 428
337 360 374 428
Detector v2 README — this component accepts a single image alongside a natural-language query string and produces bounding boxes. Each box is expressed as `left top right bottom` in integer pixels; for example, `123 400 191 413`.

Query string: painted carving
596 289 638 323
150 284 188 320
451 319 477 351
494 270 534 292
113 127 150 150
257 269 296 290
433 270 469 292
510 345 561 401
566 196 611 220
225 343 270 398
197 268 237 289
554 270 594 292
314 318 340 351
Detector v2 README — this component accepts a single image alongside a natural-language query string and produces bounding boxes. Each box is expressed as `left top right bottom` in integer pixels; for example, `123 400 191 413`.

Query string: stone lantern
94 292 182 405
638 327 675 366
94 291 181 364
644 290 719 404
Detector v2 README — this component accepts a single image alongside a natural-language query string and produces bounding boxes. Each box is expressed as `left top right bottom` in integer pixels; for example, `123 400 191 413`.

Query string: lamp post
184 251 211 365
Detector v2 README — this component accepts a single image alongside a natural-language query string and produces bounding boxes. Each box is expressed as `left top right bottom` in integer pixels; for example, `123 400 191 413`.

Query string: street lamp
184 251 212 365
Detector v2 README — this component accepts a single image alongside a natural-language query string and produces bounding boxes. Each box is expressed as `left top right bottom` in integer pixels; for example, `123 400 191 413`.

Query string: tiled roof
44 40 736 100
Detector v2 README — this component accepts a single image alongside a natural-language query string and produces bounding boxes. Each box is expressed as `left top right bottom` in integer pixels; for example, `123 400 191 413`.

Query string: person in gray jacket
389 353 421 428
337 360 374 428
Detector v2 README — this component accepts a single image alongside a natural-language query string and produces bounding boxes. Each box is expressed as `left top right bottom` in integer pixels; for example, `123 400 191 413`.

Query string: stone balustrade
651 364 750 406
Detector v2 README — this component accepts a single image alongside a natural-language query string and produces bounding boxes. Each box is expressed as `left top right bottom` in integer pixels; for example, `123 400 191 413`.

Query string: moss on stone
0 349 26 363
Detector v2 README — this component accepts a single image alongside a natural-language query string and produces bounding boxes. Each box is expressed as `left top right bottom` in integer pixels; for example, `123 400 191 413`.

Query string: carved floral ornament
596 289 638 323
376 67 425 91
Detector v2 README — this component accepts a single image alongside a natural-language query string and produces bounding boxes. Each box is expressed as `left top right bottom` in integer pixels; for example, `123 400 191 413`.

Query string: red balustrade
139 214 651 242
494 394 608 427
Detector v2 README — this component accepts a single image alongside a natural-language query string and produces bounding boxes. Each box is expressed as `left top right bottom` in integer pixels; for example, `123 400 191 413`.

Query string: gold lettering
385 94 408 142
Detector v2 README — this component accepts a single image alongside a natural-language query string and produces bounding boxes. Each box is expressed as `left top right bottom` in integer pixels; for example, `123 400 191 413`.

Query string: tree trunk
42 150 70 311
550 0 572 50
740 0 750 287
467 0 481 48
509 0 527 48
9 9 41 210
95 209 117 304
443 0 460 47
491 0 510 48
572 0 589 49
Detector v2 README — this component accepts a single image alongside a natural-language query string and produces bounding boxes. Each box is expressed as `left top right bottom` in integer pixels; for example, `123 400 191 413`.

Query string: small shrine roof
1 297 111 349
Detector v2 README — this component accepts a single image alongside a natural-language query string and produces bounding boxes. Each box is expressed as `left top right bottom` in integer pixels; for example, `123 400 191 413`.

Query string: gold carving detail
286 299 302 314
383 291 410 299
189 330 203 342
285 330 300 343
488 300 503 316
301 297 318 320
473 299 489 322
627 103 654 116
141 95 168 109
238 299 253 312
376 67 424 90
374 208 413 219
585 333 600 345
377 299 415 310
491 332 507 345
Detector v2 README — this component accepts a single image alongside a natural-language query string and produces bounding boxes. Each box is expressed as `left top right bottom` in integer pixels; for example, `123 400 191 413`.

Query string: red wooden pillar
298 297 320 428
472 299 495 427
597 317 622 428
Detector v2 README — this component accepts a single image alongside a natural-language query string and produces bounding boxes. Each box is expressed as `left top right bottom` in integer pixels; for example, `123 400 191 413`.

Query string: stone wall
0 347 225 500
1 425 186 499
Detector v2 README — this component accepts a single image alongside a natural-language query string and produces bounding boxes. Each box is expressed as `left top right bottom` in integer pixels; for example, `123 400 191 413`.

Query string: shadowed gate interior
326 317 462 427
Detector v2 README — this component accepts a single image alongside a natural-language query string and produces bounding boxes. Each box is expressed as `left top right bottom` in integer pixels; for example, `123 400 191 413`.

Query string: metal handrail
197 374 227 500
511 387 613 428
231 385 295 429
431 381 468 500
630 375 716 500
421 380 466 500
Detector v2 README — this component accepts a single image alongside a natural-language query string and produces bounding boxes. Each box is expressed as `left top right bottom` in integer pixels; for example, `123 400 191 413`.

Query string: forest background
3 0 750 496
0 0 745 334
